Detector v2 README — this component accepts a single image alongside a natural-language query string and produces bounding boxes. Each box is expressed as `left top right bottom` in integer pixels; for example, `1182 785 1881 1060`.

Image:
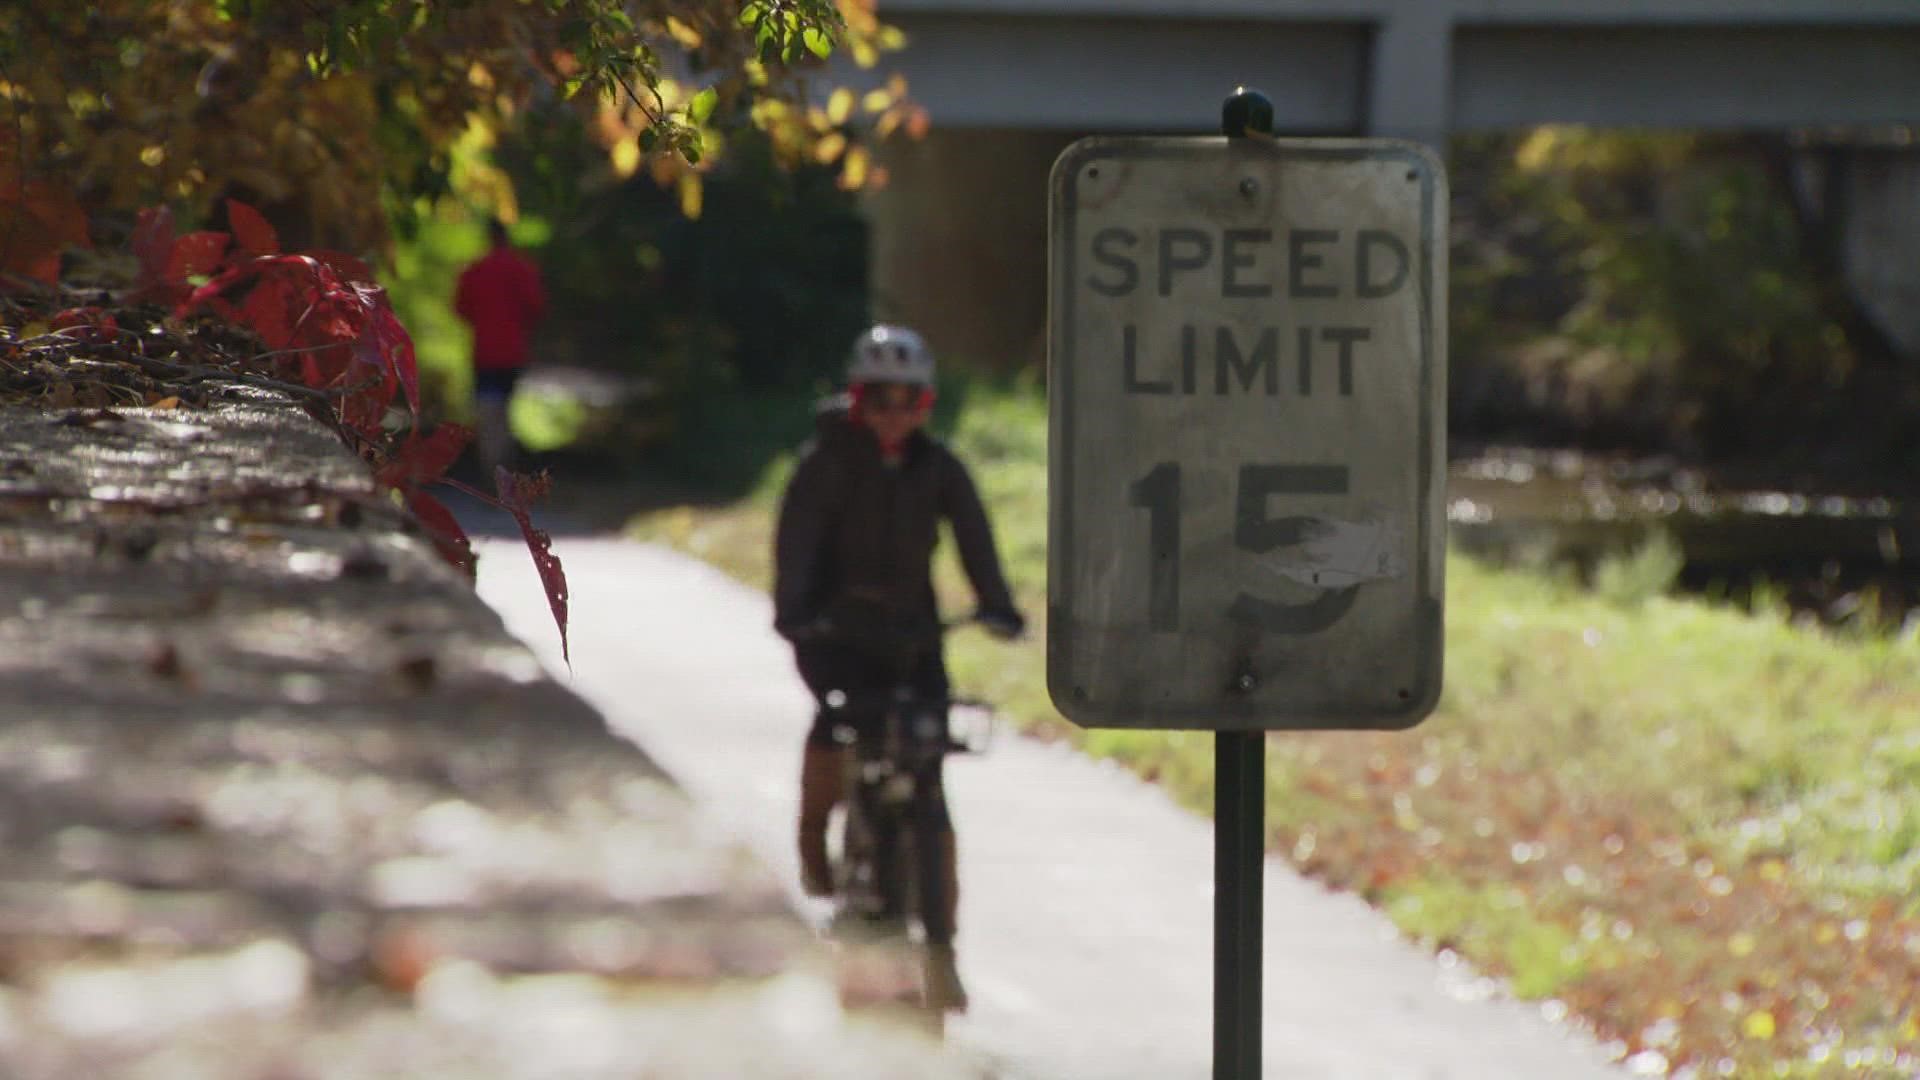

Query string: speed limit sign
1046 136 1446 731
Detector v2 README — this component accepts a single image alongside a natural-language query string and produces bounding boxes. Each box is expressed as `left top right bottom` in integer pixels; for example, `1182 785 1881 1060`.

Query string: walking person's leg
471 368 521 479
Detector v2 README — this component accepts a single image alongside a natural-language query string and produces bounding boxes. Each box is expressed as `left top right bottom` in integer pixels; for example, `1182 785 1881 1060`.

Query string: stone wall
0 397 970 1078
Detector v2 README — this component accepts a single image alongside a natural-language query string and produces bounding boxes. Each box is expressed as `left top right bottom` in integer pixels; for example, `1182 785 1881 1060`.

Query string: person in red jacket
453 219 547 476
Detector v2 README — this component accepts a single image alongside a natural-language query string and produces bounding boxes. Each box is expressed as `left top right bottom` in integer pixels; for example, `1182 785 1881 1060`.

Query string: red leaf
234 270 303 350
405 489 477 580
307 250 375 283
51 307 118 341
166 232 231 281
0 134 85 284
349 284 419 417
495 467 569 665
15 251 59 286
0 177 90 285
225 199 279 256
337 334 394 440
377 424 471 489
178 260 255 318
377 306 420 416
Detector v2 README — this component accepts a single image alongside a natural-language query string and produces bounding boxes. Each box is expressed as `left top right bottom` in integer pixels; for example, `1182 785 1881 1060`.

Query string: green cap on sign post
1221 86 1275 138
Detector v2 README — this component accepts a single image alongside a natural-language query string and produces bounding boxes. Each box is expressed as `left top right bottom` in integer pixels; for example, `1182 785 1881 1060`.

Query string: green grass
628 381 1920 1074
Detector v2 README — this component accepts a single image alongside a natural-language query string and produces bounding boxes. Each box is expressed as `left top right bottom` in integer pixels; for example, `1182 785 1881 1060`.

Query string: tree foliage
1451 128 1920 464
0 0 915 267
492 111 869 389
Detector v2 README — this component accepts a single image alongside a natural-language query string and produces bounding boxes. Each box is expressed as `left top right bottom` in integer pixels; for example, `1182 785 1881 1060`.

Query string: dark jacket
774 405 1016 639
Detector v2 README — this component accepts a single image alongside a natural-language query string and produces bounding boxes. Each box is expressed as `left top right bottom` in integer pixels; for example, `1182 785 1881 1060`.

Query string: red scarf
848 383 935 458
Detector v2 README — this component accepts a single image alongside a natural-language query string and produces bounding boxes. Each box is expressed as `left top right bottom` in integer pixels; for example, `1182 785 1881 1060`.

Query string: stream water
1447 447 1920 628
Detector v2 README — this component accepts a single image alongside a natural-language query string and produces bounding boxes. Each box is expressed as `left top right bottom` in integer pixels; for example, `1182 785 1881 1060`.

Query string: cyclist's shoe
828 909 909 945
923 944 969 1013
977 608 1027 642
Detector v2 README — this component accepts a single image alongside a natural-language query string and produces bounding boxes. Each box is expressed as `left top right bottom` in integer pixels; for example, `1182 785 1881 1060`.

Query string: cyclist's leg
798 729 844 898
795 643 854 897
910 645 967 1011
910 646 959 933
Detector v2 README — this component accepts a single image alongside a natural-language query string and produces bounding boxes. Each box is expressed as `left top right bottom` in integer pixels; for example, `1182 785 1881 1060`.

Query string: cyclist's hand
977 608 1027 642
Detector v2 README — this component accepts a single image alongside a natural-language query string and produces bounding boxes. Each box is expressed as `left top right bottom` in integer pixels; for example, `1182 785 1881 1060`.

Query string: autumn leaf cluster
1 199 571 660
0 0 909 258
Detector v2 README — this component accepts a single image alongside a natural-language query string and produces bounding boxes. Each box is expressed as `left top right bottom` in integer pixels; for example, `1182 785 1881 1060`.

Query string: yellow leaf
22 321 49 340
851 41 877 68
149 395 181 410
1814 923 1838 945
1728 932 1756 958
610 138 641 179
812 132 848 165
1742 1011 1775 1040
752 99 788 127
839 146 869 190
827 88 854 126
678 173 703 220
666 17 703 48
862 89 892 114
1515 128 1561 173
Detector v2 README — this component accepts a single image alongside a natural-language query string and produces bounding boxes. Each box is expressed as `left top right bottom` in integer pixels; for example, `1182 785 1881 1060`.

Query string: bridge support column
1838 147 1920 360
1368 12 1452 146
863 129 1076 374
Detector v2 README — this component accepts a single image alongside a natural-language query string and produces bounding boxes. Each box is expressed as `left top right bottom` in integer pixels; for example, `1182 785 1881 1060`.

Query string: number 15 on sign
1047 136 1447 732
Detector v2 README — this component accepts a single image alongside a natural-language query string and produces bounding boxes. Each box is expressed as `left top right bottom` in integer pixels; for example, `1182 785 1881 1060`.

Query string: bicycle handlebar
817 688 995 714
786 608 1025 646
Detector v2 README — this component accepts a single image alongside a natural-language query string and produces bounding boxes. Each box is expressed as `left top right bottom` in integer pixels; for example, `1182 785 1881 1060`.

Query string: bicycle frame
826 689 984 946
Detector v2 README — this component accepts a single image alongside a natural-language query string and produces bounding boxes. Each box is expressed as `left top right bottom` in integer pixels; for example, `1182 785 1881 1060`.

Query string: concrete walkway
475 537 1627 1080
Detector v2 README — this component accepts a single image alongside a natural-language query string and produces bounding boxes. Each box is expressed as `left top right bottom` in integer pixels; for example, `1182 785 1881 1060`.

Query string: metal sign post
1215 728 1265 1078
1214 92 1274 1080
1045 87 1447 1079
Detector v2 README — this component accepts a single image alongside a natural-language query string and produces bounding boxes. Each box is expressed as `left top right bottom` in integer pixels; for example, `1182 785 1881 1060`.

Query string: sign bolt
1230 660 1258 694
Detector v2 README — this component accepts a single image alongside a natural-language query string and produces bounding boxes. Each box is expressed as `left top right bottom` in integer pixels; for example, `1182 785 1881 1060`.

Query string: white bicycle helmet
846 324 935 386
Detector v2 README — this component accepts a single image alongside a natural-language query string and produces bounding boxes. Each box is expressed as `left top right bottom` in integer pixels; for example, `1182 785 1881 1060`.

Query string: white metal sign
1047 136 1447 730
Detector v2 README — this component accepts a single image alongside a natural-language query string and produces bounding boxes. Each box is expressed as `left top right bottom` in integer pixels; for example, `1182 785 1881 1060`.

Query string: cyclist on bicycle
773 324 1025 1006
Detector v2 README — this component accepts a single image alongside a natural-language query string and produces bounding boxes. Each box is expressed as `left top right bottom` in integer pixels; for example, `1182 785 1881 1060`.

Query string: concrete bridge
842 0 1920 372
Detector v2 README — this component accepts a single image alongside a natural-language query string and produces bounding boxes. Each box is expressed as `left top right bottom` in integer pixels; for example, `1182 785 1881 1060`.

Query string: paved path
475 536 1627 1080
